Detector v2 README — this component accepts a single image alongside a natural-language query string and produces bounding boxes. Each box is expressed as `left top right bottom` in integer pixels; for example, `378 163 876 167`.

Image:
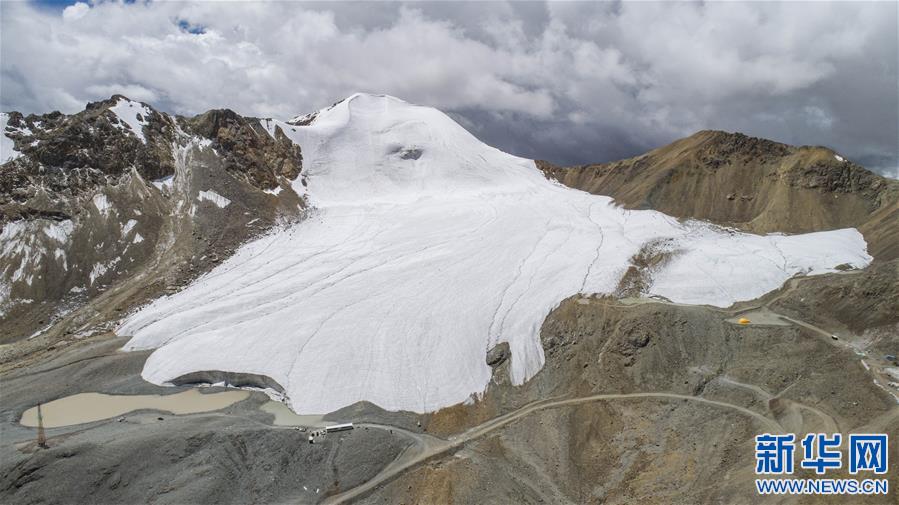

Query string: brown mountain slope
538 130 899 260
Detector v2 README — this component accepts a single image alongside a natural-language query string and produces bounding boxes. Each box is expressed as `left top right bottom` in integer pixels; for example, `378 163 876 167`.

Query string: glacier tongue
119 94 871 414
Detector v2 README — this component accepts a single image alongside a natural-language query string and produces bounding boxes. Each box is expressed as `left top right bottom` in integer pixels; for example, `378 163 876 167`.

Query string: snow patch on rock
92 193 112 216
198 190 230 208
89 257 121 285
122 219 138 236
43 220 74 242
151 175 175 192
1 113 23 164
1 218 75 310
110 98 151 143
260 118 279 138
54 248 68 271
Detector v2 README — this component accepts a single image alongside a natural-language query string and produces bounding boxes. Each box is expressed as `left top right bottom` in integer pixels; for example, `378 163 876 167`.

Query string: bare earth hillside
538 130 899 260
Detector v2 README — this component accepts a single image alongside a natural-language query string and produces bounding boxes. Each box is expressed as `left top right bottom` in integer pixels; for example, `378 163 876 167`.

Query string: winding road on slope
323 271 898 504
322 391 782 505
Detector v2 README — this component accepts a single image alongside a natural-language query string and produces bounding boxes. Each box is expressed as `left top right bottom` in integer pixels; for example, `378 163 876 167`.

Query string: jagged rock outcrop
186 109 304 190
0 96 307 345
1 96 177 220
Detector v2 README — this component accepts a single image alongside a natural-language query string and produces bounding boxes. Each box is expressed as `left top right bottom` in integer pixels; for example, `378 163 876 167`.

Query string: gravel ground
0 336 413 505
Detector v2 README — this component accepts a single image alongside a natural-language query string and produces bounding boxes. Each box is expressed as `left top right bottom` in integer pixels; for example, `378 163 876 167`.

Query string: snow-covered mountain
118 93 870 414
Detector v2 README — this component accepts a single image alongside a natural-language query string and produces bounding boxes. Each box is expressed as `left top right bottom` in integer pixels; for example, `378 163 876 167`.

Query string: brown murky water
20 389 249 428
259 400 330 427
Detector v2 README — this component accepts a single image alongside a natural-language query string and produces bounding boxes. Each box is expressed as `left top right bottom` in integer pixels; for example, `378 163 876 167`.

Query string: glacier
119 94 871 414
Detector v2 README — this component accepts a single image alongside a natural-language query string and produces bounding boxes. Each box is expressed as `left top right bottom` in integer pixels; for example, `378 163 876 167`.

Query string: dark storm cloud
2 1 896 177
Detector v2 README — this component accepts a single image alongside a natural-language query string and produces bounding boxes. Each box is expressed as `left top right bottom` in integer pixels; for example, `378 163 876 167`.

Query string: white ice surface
121 94 872 415
1 113 23 164
110 98 151 143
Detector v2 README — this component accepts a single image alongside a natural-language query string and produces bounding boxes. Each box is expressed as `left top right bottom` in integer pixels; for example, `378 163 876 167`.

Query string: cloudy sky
2 1 897 177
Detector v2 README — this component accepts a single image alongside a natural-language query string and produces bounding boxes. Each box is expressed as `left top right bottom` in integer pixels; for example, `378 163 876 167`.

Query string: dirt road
323 391 782 504
325 272 894 504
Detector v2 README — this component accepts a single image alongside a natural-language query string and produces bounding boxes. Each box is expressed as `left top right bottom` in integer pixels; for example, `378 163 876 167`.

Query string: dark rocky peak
183 109 303 190
79 95 170 137
186 108 247 140
5 110 66 133
667 130 793 169
694 129 791 154
647 129 891 198
3 95 178 168
1 95 308 214
1 97 310 340
709 132 888 196
88 93 137 106
1 96 180 211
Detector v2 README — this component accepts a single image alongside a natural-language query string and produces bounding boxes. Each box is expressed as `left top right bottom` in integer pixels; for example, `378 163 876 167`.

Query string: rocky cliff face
186 109 304 190
0 96 306 346
539 130 899 260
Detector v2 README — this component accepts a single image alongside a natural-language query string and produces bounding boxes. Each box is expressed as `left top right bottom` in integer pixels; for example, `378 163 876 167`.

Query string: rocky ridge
0 96 306 347
539 130 899 260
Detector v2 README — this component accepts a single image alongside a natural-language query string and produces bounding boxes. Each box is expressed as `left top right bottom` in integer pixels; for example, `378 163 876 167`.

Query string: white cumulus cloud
0 0 895 177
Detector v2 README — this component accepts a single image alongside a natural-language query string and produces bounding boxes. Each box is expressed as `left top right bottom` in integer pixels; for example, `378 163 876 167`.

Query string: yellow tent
738 318 751 325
